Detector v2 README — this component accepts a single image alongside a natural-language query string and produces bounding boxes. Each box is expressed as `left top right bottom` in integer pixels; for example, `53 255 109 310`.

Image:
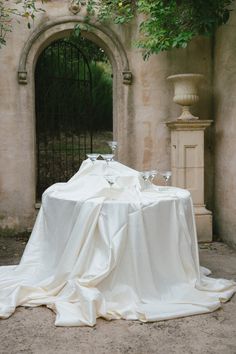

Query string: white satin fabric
0 160 235 326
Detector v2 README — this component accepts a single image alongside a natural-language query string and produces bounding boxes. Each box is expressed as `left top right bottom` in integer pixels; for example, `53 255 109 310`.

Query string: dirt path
0 237 236 354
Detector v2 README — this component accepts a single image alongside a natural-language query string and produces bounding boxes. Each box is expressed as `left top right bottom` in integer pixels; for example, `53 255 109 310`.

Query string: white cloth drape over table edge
0 160 235 326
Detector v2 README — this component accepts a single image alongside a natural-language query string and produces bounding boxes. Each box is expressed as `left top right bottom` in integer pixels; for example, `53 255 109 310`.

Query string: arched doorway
17 17 132 216
35 37 113 200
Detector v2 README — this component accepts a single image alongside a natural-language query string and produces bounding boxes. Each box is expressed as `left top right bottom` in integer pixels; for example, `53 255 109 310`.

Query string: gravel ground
0 236 236 354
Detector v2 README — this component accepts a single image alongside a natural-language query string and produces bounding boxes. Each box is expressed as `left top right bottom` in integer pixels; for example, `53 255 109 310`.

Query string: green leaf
74 24 81 37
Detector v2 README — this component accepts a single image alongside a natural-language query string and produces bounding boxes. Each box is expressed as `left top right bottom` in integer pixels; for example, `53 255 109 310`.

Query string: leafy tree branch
93 0 234 59
0 0 234 58
0 0 46 48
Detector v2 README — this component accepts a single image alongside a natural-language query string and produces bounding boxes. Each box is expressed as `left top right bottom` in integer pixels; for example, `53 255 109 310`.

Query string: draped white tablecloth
0 160 235 326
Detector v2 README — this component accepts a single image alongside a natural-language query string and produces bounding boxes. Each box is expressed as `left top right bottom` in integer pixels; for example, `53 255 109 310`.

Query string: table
0 160 235 326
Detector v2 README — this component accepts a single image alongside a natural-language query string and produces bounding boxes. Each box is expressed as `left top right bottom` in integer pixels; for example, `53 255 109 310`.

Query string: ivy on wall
91 0 234 59
0 0 234 58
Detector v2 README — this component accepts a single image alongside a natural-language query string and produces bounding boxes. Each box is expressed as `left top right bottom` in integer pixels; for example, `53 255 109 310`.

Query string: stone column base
194 206 212 242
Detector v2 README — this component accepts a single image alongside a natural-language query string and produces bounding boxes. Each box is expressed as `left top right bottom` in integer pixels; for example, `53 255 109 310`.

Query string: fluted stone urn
167 73 204 120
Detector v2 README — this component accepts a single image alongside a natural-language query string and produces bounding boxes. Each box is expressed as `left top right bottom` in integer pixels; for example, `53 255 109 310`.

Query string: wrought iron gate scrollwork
35 39 93 200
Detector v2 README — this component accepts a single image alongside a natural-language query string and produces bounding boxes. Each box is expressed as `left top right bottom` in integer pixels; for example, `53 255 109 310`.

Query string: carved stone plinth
166 120 213 242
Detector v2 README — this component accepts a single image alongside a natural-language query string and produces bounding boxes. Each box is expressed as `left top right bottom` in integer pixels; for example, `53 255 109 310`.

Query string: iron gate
35 39 93 200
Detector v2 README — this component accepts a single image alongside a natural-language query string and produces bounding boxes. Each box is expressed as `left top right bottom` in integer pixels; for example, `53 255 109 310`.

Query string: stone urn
167 73 204 120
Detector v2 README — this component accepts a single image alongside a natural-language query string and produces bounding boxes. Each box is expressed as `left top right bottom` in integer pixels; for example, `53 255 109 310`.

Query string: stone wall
214 1 236 247
0 1 213 233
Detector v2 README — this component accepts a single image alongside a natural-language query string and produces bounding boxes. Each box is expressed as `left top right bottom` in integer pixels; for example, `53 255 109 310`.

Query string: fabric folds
0 160 235 326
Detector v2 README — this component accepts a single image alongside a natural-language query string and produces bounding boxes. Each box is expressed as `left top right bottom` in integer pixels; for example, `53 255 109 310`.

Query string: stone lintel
194 205 212 215
166 119 213 131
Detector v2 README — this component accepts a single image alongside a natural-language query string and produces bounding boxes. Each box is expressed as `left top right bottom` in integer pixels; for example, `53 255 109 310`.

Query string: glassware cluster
140 170 172 187
86 140 118 166
86 141 172 188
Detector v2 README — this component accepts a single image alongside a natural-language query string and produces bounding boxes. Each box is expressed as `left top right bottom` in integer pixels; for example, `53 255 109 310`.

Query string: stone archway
17 15 132 205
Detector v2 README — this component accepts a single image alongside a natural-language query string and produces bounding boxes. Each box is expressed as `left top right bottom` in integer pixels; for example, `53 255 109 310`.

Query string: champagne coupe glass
140 171 150 182
107 141 118 156
101 154 114 166
104 175 117 188
140 171 151 189
149 170 158 183
86 153 100 164
162 171 172 186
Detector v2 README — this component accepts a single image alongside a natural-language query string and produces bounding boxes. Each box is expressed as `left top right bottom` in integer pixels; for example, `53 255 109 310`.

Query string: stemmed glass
107 141 118 155
149 170 158 183
101 154 115 166
104 175 117 188
140 170 158 190
86 153 100 164
161 171 172 186
140 171 152 190
140 171 150 182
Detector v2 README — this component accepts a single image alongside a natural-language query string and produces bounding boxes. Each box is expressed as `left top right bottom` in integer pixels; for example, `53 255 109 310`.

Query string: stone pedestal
166 120 213 242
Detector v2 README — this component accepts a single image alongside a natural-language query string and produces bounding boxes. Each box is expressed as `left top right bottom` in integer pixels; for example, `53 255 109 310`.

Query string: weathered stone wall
0 1 213 233
214 1 236 247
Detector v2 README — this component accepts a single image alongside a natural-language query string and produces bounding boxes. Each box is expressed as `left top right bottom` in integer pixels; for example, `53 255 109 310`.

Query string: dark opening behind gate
35 38 112 200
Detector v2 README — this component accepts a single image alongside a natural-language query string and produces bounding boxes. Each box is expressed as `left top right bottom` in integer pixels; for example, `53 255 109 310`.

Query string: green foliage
0 0 46 48
136 0 233 59
0 1 11 47
65 35 113 131
90 62 112 131
69 33 109 62
36 38 112 133
0 0 233 59
94 0 234 59
97 0 136 24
